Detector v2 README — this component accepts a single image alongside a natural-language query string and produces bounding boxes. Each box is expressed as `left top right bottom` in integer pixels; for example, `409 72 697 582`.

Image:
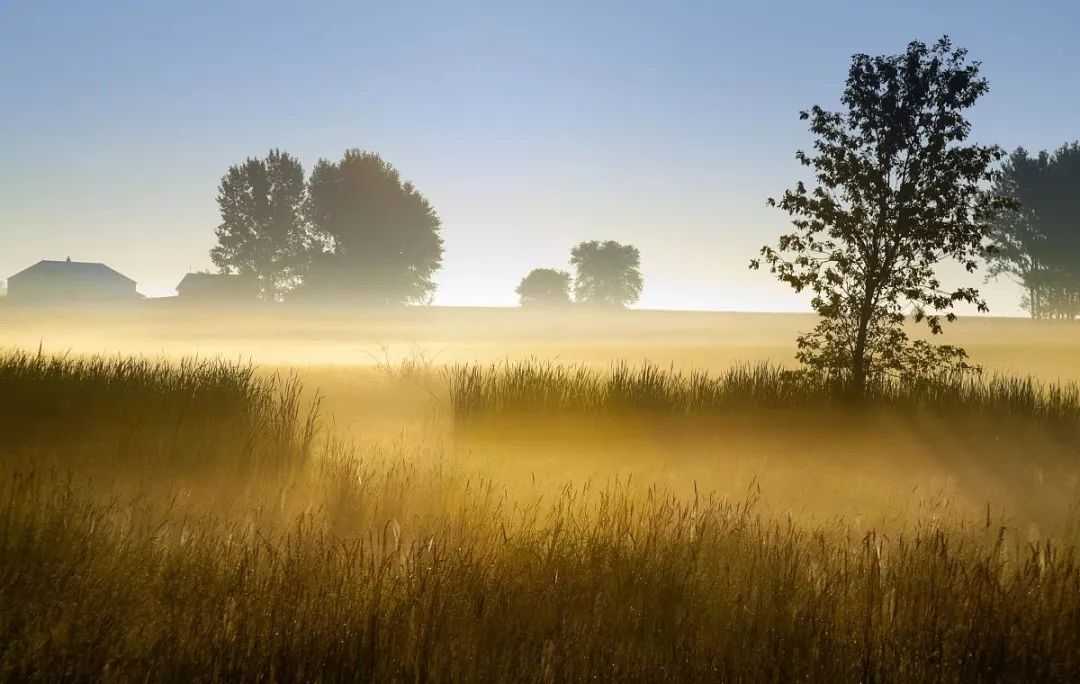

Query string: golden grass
4 348 1080 680
447 360 1080 423
6 458 1080 681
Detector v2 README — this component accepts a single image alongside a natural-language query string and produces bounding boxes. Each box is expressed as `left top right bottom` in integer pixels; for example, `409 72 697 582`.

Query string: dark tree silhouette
302 150 443 305
210 150 309 300
988 149 1053 318
751 37 1014 396
516 268 572 307
570 241 643 308
989 144 1080 319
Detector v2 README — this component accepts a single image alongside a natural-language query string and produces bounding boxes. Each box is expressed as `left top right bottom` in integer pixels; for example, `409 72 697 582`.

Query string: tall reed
5 351 1080 680
0 349 320 474
448 360 1080 427
2 458 1079 682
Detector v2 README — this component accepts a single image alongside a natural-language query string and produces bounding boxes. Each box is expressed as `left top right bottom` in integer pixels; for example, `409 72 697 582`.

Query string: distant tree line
211 149 442 304
516 240 643 308
211 151 646 308
988 143 1080 319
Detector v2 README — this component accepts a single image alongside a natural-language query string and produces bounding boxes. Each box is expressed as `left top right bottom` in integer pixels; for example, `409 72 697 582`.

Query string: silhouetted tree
516 268 572 307
302 150 443 305
1046 144 1080 318
210 150 309 299
751 37 1014 396
570 241 643 307
989 144 1080 319
988 148 1053 318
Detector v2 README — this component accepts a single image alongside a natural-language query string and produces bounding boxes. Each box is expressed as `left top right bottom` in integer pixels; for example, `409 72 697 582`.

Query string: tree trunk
850 287 876 399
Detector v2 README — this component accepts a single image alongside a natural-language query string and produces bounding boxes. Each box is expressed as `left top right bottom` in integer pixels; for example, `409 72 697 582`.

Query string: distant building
176 272 258 302
6 258 139 304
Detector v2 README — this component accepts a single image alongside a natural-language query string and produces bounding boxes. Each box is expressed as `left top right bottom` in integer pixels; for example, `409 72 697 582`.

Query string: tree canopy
301 150 443 305
989 143 1080 319
570 241 643 308
752 37 1013 395
516 268 572 307
210 150 309 300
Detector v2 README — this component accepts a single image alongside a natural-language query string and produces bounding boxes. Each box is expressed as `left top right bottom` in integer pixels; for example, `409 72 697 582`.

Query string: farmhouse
176 272 257 302
6 258 139 304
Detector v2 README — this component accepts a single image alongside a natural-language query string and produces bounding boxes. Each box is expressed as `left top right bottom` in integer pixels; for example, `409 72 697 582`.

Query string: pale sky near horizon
2 1 1078 314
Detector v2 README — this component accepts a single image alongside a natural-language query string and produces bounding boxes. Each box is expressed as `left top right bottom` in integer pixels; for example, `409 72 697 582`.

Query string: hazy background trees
208 147 650 312
210 150 309 300
302 150 443 305
989 143 1080 319
210 149 442 306
516 268 572 307
570 241 643 308
753 37 1013 394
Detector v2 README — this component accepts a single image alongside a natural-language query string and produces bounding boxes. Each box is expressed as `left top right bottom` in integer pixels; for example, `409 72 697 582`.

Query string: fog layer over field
2 304 1077 377
3 304 1078 535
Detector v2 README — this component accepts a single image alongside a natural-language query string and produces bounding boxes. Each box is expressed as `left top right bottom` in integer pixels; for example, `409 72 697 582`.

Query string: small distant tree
516 268 572 307
570 241 643 307
302 150 443 305
211 150 309 300
751 37 1014 396
989 144 1080 319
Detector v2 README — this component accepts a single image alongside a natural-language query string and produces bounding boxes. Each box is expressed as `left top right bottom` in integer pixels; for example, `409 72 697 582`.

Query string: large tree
516 268 572 307
210 150 309 300
751 37 1014 395
987 148 1053 318
302 150 443 305
989 144 1080 319
570 241 643 307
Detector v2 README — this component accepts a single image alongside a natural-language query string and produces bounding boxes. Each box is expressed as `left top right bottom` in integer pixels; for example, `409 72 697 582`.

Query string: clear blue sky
2 1 1078 312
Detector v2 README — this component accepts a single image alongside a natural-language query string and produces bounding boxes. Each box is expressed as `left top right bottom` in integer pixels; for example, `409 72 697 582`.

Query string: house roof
8 259 136 284
176 272 249 289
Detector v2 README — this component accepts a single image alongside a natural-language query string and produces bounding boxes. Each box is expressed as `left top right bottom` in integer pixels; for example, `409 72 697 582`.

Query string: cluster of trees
988 144 1080 319
211 37 1073 406
516 241 643 308
211 152 646 309
211 149 442 304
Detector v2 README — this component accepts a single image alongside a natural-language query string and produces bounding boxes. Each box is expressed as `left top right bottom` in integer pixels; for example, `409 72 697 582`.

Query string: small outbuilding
176 272 258 302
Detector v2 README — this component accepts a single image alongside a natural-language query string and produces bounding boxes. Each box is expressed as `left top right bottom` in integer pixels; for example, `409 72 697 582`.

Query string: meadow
3 304 1080 681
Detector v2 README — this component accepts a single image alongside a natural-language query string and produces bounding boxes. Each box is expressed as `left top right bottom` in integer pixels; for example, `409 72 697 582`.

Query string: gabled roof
8 259 136 284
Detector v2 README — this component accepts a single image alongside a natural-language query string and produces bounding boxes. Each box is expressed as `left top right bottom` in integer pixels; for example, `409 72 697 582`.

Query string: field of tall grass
448 360 1080 424
4 349 1080 680
0 350 318 476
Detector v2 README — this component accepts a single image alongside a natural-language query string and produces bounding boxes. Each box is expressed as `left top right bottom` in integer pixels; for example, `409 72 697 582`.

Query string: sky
2 1 1078 313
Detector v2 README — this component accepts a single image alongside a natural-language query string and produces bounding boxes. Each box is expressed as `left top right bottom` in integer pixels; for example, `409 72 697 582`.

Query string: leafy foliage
752 37 1013 393
302 150 443 305
989 144 1080 319
210 150 310 300
570 240 643 307
515 268 572 307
